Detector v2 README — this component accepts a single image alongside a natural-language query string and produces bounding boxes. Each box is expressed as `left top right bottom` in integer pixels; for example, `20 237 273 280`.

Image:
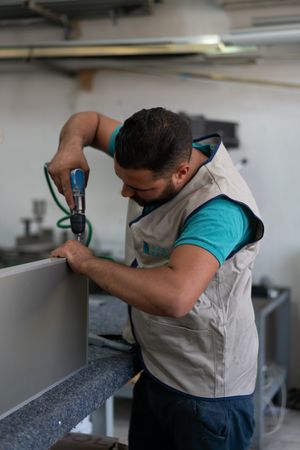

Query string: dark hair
115 107 192 176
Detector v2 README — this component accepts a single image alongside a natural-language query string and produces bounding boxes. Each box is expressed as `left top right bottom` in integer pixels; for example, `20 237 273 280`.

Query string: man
49 107 264 450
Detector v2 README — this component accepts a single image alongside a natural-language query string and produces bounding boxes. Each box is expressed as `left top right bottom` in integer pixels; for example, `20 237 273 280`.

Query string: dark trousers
128 372 255 450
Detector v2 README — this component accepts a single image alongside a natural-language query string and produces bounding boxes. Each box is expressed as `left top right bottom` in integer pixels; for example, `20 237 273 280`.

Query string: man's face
114 159 180 207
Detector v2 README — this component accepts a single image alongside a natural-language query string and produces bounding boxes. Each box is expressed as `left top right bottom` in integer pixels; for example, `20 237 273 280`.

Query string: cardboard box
51 432 128 450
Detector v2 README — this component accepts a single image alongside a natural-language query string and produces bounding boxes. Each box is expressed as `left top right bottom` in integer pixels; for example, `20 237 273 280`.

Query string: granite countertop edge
0 345 137 450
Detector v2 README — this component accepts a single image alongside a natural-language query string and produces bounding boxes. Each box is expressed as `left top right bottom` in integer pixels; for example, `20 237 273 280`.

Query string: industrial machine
0 199 61 267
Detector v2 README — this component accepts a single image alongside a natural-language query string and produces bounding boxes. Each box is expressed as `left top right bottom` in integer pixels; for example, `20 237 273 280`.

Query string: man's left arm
51 241 219 318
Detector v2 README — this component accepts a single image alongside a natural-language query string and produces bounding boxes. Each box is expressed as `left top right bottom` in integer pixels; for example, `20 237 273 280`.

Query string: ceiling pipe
222 25 300 45
0 35 257 60
2 24 300 62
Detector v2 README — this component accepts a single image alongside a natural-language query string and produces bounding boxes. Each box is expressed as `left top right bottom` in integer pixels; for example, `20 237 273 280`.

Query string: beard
132 179 179 207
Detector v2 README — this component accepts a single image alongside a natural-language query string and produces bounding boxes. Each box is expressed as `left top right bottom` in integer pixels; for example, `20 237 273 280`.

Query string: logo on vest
143 241 170 258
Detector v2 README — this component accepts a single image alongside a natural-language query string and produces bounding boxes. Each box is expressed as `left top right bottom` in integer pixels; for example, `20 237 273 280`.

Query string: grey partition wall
0 258 88 420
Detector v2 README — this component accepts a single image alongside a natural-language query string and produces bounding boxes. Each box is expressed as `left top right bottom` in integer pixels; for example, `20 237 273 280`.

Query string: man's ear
172 162 190 186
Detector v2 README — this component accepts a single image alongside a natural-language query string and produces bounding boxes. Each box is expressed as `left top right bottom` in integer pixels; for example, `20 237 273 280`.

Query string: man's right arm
48 111 121 208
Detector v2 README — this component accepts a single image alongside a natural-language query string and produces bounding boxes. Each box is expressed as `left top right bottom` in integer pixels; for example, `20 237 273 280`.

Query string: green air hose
43 164 93 247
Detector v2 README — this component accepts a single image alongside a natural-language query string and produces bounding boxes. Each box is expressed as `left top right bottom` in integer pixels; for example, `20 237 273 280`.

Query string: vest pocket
138 317 216 395
146 317 213 353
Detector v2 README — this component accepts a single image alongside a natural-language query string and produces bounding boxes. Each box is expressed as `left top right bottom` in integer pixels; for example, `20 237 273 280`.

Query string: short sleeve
108 124 123 157
174 198 254 265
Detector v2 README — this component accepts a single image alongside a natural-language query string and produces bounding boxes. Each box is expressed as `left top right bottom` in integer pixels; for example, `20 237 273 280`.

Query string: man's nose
121 184 135 198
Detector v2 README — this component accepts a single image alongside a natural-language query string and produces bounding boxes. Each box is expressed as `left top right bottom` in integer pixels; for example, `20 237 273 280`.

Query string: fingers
50 240 94 275
50 247 65 258
50 241 71 260
48 169 73 209
61 172 75 209
47 151 90 209
47 164 61 192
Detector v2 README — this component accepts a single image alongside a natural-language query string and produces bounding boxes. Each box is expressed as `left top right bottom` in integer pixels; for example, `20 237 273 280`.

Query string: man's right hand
48 146 90 210
47 111 121 209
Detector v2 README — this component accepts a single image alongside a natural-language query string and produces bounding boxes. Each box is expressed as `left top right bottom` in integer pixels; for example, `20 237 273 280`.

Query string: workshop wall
0 0 300 386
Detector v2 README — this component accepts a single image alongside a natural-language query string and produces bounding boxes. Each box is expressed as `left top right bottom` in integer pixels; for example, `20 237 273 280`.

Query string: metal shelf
263 364 287 406
252 288 290 450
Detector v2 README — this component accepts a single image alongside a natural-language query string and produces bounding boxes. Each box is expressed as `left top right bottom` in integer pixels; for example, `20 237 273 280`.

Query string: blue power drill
70 169 86 242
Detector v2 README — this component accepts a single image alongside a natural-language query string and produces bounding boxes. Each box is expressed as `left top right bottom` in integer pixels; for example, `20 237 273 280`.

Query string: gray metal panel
0 258 88 420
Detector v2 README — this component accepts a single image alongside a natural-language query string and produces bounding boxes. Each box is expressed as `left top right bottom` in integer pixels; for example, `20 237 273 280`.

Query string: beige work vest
125 135 264 398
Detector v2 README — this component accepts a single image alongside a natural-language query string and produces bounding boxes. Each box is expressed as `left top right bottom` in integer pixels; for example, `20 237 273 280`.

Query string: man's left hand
50 240 95 275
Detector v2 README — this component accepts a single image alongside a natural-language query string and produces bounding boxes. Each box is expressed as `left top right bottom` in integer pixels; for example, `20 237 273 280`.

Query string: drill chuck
70 212 86 236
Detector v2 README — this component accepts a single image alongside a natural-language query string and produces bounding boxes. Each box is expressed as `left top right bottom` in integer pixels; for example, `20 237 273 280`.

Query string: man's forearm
51 241 218 318
81 257 187 318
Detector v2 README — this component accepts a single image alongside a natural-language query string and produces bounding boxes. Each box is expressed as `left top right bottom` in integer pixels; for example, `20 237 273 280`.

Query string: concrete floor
113 398 300 449
261 408 300 450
